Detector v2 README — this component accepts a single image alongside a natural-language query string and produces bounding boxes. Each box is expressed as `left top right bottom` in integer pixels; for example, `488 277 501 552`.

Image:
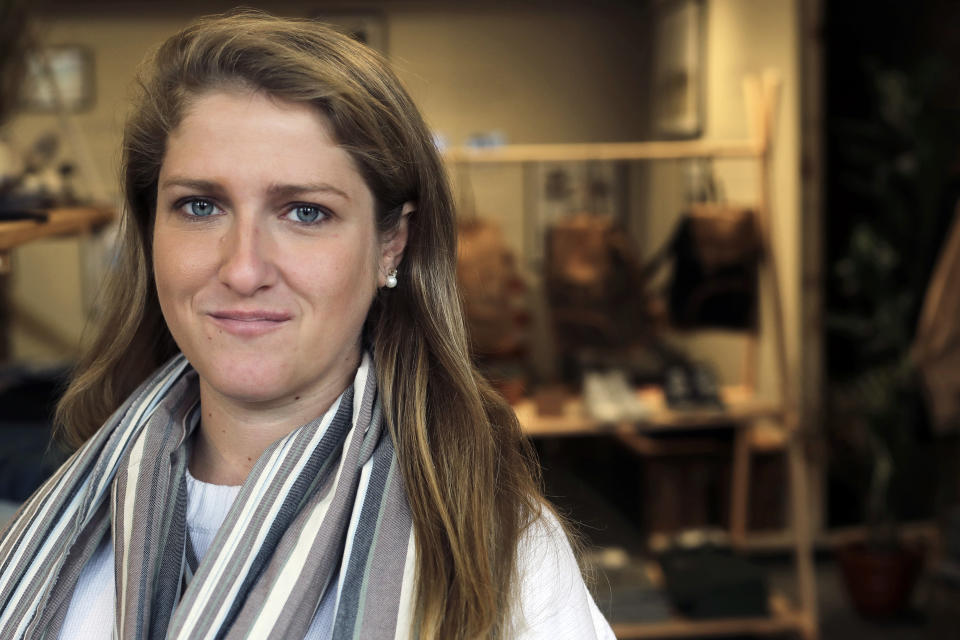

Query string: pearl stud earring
385 268 398 288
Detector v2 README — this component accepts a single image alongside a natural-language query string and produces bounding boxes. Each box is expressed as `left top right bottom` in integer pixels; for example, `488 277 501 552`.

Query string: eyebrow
158 177 352 202
267 182 351 202
158 178 224 194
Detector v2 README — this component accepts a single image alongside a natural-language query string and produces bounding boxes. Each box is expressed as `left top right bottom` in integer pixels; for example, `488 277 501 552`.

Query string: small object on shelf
583 370 650 423
0 192 55 216
671 527 730 550
533 385 567 417
0 209 47 222
583 371 621 423
663 364 695 409
57 162 79 206
690 362 723 408
594 546 631 570
663 362 723 410
489 371 526 405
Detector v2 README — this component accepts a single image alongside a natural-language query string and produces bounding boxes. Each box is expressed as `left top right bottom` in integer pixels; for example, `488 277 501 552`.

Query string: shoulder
510 507 616 640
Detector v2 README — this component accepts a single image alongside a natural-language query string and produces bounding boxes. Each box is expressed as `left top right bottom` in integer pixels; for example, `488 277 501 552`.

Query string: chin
193 356 301 405
215 377 296 406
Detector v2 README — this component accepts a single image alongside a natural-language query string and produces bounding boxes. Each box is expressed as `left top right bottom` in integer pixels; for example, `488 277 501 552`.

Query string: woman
0 11 614 640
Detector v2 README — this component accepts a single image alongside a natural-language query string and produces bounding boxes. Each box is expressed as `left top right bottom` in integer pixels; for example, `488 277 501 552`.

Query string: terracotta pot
837 543 924 617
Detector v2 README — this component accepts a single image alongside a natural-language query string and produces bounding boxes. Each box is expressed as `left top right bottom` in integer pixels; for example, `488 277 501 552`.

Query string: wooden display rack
445 72 818 640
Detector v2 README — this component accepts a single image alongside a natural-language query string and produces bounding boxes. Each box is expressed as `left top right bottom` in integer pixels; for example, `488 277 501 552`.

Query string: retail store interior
1 1 960 638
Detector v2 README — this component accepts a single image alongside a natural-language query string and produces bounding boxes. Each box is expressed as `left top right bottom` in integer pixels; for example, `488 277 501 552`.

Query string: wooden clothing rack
445 72 818 640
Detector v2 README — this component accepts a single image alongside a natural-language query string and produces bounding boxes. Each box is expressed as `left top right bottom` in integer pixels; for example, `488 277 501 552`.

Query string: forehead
159 89 370 203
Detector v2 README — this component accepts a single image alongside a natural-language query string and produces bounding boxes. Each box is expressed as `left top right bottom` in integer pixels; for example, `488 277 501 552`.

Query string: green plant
829 225 919 543
827 61 957 541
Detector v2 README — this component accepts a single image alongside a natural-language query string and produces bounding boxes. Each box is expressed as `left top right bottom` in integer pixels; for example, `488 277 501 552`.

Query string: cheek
288 248 375 304
301 231 380 286
152 228 207 304
152 232 173 300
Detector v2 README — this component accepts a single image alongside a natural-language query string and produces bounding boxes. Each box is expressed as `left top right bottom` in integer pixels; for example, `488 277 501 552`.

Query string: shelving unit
0 206 114 271
445 72 818 640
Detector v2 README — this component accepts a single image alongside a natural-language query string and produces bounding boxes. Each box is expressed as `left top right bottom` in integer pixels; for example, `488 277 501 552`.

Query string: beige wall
6 0 803 401
6 2 650 362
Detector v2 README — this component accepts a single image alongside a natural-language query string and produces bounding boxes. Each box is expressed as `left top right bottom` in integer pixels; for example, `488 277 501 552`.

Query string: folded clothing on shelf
605 583 674 624
657 545 769 619
582 548 673 624
583 370 651 423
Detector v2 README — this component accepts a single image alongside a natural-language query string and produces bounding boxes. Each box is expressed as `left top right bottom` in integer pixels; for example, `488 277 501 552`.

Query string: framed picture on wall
20 45 95 113
651 0 705 139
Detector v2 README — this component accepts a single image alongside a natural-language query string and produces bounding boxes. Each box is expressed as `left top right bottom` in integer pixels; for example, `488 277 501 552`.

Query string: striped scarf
0 353 416 639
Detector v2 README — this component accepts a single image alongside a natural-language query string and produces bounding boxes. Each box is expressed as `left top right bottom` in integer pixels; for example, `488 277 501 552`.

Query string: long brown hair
55 10 546 638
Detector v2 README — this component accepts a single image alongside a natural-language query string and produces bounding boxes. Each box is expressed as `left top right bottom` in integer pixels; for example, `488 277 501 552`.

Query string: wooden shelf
0 207 115 253
613 606 809 639
513 386 783 438
443 139 764 164
661 519 941 555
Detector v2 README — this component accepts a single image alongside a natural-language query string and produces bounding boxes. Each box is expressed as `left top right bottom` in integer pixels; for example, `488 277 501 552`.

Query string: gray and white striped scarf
0 353 416 639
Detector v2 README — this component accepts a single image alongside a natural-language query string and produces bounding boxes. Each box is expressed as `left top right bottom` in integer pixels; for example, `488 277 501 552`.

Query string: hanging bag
645 203 761 331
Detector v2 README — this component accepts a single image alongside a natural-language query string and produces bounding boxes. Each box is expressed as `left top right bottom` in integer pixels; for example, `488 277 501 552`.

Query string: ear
378 201 414 286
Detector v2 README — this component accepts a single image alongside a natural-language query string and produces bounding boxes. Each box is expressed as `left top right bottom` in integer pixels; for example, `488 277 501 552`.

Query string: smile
207 310 292 336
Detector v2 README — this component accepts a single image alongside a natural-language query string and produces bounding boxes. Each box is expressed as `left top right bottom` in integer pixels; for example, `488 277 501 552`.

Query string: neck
189 357 361 486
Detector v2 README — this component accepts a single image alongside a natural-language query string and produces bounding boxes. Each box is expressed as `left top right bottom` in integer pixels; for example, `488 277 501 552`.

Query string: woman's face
153 89 405 410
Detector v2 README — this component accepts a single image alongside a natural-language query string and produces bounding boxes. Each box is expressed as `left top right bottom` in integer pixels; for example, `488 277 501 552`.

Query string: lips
207 310 292 336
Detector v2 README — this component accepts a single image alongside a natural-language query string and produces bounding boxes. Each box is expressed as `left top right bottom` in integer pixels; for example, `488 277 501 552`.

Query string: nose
217 215 277 296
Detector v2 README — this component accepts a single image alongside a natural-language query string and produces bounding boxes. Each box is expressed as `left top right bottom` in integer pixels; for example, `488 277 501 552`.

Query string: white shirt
59 470 615 639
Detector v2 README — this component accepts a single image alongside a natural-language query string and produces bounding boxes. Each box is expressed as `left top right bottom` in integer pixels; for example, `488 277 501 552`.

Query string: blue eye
287 205 326 223
186 200 217 217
